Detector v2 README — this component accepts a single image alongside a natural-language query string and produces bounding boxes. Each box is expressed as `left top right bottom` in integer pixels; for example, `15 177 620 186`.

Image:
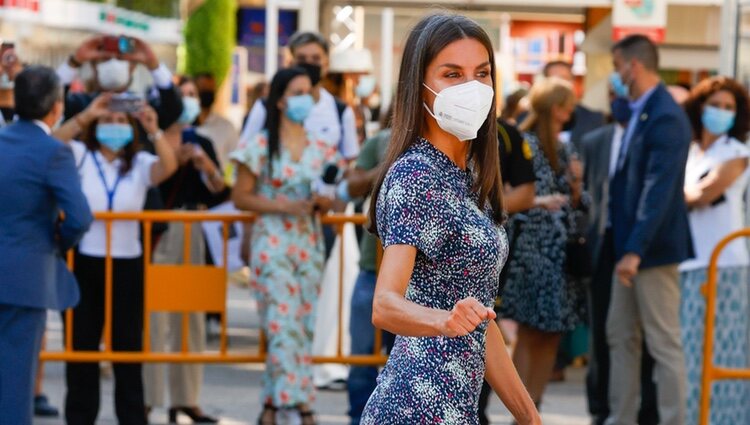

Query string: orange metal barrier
699 229 750 425
40 211 388 366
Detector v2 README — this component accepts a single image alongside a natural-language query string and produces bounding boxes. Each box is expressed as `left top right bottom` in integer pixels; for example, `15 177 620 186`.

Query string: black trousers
587 231 659 425
64 253 146 425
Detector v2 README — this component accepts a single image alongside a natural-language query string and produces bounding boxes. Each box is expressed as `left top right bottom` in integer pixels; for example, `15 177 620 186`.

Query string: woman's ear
277 97 286 112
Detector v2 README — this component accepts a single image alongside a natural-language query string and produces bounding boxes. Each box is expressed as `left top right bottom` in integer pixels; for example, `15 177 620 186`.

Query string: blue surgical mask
355 76 376 98
610 72 630 99
96 123 133 152
285 94 314 123
178 96 201 124
610 97 632 125
702 105 735 136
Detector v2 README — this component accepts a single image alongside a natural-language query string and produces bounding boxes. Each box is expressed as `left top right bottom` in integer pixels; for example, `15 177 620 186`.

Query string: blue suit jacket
609 84 694 268
0 120 93 310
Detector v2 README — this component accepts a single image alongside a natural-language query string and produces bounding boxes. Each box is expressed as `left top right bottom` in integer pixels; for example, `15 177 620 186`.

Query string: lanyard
90 151 122 211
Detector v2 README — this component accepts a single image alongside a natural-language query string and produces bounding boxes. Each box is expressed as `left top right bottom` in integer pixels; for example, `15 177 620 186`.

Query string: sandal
257 404 277 425
297 405 317 425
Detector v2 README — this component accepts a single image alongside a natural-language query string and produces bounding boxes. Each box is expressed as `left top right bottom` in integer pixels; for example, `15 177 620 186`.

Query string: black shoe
34 394 60 417
168 406 219 423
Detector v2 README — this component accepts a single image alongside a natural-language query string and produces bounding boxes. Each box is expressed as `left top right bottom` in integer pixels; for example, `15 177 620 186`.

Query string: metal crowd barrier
699 229 750 425
39 211 388 366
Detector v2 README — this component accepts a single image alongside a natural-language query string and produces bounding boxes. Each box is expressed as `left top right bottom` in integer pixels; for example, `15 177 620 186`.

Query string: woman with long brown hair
361 13 539 424
499 77 587 409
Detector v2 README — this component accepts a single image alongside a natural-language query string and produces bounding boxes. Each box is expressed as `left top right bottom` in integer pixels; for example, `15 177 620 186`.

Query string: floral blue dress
230 132 342 408
361 139 508 424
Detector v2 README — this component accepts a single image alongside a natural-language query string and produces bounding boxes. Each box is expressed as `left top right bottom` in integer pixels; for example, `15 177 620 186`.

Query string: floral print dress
361 139 508 424
230 131 341 407
499 133 587 333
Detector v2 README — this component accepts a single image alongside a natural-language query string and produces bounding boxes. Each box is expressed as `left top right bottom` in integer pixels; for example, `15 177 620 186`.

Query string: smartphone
117 36 136 55
101 36 119 54
0 42 16 65
109 92 144 113
181 127 199 144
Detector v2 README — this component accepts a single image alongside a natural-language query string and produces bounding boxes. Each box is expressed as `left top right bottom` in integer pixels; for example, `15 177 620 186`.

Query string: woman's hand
440 297 496 338
534 194 568 211
80 93 113 125
134 105 160 136
278 198 314 216
312 194 334 214
191 145 215 173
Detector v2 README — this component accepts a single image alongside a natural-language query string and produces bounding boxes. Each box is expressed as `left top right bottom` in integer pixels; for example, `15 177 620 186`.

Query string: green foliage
184 0 237 87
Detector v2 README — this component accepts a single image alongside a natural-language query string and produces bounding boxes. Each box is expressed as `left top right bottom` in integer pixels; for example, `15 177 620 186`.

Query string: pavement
35 282 591 425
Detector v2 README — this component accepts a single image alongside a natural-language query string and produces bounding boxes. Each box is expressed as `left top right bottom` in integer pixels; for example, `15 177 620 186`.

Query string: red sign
613 27 666 43
0 0 40 12
612 0 667 43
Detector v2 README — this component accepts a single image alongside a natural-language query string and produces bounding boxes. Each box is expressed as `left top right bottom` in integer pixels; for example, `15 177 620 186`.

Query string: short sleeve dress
230 131 342 407
499 133 587 333
361 138 508 424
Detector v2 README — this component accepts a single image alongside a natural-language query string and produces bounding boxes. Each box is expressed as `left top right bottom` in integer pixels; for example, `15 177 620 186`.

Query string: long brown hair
519 77 575 172
367 13 504 234
82 114 141 175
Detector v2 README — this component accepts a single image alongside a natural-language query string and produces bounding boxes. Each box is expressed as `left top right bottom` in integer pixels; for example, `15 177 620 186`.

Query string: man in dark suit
581 95 658 425
606 35 693 425
0 66 93 425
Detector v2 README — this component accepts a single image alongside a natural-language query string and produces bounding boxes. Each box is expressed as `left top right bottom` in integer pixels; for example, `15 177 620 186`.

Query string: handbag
566 234 591 278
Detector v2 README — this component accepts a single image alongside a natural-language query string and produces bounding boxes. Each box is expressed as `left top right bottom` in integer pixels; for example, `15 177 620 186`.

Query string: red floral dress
230 131 341 407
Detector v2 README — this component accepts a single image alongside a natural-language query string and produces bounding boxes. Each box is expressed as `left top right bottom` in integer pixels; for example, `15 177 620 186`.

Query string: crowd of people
1 11 750 425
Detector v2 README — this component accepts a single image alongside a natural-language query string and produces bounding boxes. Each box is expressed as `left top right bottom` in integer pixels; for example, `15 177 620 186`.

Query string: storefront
0 0 182 88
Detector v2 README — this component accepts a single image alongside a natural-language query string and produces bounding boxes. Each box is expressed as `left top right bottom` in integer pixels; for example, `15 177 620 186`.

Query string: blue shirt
617 84 659 171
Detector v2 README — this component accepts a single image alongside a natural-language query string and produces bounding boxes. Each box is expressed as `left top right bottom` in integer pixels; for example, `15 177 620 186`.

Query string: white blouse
680 135 750 271
71 140 157 259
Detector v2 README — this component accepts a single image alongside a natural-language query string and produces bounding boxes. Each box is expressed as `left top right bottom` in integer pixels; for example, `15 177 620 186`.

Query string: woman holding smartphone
64 103 177 425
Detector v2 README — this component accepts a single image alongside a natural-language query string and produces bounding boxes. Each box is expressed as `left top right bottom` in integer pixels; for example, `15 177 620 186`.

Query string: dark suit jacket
570 104 606 153
581 124 616 267
609 84 694 268
0 120 93 310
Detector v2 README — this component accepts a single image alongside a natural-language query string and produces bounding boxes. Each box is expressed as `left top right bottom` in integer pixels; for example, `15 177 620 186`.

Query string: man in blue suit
605 35 693 425
0 66 93 425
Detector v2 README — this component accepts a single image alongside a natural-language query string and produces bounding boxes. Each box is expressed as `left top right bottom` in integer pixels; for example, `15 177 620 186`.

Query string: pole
265 0 279 80
380 7 394 116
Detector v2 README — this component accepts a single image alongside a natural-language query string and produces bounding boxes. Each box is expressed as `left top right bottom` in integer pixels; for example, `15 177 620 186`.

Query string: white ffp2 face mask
96 59 131 91
423 80 494 141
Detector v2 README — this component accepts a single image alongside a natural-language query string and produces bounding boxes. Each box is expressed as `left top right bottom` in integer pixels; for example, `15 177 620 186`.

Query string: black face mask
297 62 322 86
198 91 215 109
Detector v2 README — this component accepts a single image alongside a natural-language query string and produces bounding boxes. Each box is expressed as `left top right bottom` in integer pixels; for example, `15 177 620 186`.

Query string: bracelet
147 130 164 142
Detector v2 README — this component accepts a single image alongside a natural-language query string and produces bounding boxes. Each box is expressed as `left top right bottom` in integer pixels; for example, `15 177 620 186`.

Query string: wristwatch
147 130 164 142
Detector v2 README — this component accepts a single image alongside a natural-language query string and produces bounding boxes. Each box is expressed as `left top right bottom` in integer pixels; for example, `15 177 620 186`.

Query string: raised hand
73 36 112 65
119 37 158 70
440 297 496 338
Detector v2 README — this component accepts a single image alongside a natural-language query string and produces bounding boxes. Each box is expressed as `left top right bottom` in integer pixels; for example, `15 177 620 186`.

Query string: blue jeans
347 270 394 425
